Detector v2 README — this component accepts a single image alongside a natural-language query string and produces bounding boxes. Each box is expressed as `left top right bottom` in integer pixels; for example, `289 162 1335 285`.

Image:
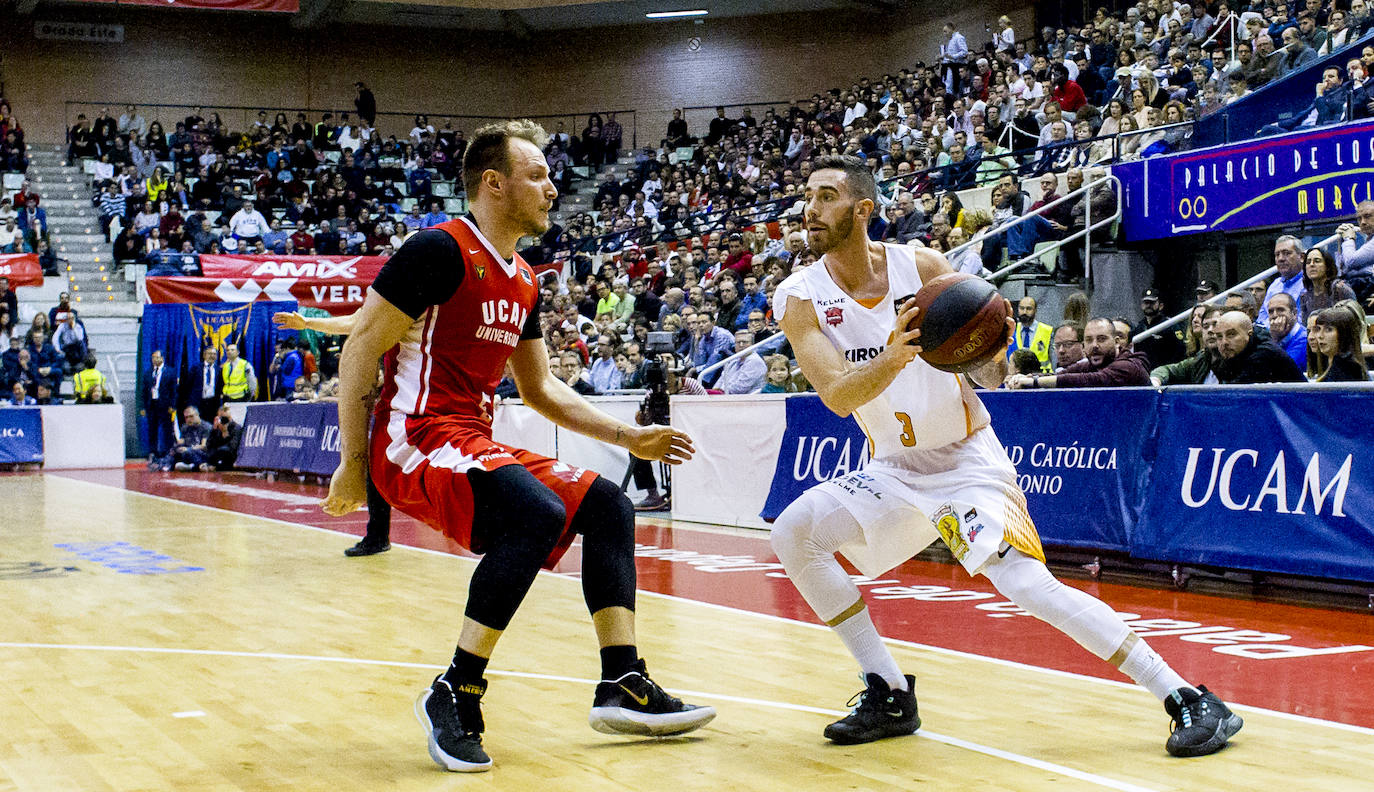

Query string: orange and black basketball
905 272 1010 373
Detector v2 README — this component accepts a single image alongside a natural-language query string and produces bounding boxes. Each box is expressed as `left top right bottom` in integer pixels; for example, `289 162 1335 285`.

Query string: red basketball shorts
370 410 597 567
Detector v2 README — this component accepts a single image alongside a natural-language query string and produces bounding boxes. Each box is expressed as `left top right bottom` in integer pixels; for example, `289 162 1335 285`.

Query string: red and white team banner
149 253 564 314
198 254 387 282
0 253 43 288
202 253 562 283
71 0 298 13
146 276 367 315
146 254 390 314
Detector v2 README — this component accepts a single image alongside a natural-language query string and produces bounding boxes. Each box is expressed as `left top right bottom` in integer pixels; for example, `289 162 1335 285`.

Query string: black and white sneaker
1164 685 1243 757
589 659 716 737
414 676 492 772
823 673 920 745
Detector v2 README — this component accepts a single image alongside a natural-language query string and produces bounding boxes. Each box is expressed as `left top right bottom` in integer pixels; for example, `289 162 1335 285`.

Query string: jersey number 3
895 412 917 447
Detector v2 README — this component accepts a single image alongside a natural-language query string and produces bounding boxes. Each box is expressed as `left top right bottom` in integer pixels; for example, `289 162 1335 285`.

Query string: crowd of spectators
33 3 1374 424
54 0 1374 287
1001 225 1374 388
71 91 472 272
2 288 109 405
541 0 1374 273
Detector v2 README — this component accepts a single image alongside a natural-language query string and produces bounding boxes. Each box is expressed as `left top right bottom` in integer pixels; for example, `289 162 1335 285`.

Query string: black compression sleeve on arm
520 301 543 340
369 229 464 319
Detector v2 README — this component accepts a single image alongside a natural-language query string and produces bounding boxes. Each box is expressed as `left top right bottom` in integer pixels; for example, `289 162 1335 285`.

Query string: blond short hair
462 119 550 196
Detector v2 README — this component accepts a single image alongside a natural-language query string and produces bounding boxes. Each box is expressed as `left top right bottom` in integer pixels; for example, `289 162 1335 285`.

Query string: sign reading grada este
34 22 124 43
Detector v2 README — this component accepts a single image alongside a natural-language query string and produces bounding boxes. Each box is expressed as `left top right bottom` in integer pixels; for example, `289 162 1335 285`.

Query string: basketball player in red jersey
322 120 715 772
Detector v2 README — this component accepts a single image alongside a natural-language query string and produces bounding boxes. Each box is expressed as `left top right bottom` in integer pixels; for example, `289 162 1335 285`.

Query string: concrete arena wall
1 2 1031 146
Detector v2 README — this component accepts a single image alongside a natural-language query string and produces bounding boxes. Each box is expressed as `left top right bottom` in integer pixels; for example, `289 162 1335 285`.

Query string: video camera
640 350 675 427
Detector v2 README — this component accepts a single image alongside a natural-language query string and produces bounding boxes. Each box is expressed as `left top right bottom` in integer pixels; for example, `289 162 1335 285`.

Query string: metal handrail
696 330 789 381
1132 232 1342 343
106 351 136 401
987 200 1121 283
1112 119 1195 159
1197 12 1241 66
944 173 1119 262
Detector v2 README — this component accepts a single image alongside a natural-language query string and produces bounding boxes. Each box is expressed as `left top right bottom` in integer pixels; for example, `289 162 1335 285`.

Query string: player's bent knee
571 477 634 541
770 493 822 563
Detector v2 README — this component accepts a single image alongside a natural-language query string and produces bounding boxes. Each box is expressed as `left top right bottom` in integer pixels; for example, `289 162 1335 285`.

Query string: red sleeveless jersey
375 216 538 437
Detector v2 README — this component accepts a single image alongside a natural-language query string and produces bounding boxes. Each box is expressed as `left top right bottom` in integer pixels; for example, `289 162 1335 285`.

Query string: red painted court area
62 466 1374 731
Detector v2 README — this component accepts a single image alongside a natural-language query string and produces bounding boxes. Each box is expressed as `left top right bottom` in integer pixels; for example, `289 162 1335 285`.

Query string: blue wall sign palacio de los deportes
1114 120 1374 241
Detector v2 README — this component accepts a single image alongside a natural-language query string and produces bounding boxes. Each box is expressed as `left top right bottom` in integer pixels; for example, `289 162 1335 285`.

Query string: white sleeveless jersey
774 243 991 460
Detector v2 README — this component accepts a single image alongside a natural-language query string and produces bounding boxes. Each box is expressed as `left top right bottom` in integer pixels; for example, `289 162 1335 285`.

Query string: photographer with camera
629 352 705 511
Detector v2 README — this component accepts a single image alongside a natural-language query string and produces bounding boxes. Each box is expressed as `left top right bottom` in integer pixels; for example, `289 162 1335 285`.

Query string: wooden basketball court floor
3 468 1373 791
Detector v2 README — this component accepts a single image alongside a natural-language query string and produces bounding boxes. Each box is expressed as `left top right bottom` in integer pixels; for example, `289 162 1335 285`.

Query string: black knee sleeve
570 476 637 614
462 466 567 631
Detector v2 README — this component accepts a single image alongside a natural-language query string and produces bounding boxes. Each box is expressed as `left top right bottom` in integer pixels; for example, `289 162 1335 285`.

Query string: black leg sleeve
570 476 638 614
462 466 567 631
364 466 392 543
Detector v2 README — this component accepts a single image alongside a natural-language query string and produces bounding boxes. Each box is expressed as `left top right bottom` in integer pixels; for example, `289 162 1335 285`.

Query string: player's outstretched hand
321 461 367 516
273 312 308 330
627 425 695 465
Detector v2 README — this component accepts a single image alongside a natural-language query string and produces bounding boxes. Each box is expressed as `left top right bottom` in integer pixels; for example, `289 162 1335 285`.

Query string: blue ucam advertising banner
1114 120 1374 242
759 391 1154 552
762 388 1374 582
760 396 869 523
980 389 1157 552
235 402 340 474
0 407 43 463
1136 388 1373 582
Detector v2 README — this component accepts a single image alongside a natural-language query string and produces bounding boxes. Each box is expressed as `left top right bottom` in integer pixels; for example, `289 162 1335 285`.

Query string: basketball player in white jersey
771 155 1242 757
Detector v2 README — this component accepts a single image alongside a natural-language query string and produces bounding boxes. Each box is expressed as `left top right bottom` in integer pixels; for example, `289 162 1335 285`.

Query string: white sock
1118 639 1191 701
833 607 908 692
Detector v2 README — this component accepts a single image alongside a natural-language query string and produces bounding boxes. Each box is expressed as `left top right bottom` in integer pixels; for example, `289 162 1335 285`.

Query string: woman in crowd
582 114 605 168
1099 98 1129 138
994 15 1016 52
1116 115 1144 158
1062 291 1091 327
25 312 50 346
1130 88 1153 129
131 201 160 236
1320 9 1354 55
146 166 170 204
1301 246 1357 322
144 122 170 160
1183 304 1210 357
939 191 966 231
1306 302 1370 381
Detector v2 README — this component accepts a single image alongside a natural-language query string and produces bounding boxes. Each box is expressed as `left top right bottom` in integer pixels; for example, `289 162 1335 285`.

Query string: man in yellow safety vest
220 342 258 401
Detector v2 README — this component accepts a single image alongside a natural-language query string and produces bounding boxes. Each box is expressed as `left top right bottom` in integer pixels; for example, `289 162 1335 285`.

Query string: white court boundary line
0 640 1162 792
42 473 1374 740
